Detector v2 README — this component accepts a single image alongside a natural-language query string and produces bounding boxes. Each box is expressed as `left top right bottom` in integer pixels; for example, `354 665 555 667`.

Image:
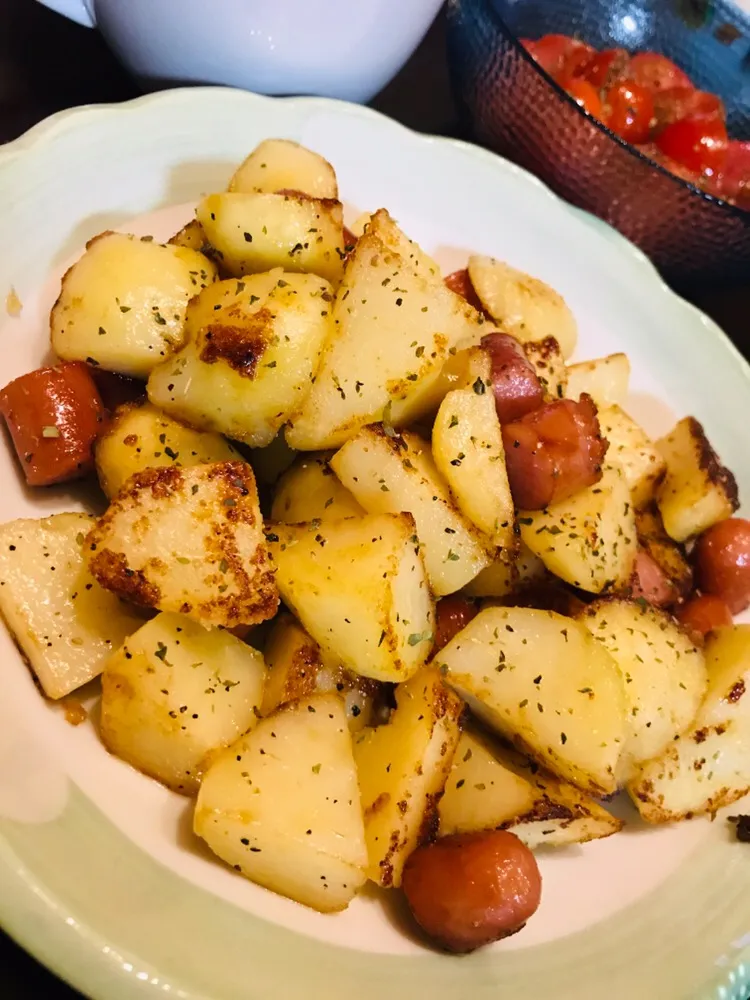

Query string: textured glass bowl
446 0 750 283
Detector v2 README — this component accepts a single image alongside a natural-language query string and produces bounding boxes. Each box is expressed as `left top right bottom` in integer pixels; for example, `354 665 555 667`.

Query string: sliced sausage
443 268 490 317
433 596 478 654
694 518 750 614
501 395 608 510
481 332 545 424
402 830 542 954
677 594 733 640
0 361 105 486
629 548 679 607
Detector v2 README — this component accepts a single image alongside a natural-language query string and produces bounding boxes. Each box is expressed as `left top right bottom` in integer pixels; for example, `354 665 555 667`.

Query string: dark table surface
0 1 748 997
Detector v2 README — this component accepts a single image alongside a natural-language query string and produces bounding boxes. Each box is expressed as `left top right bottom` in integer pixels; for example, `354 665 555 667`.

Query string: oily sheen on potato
195 694 368 912
228 138 338 199
437 606 628 795
267 512 434 683
101 612 267 794
271 453 365 523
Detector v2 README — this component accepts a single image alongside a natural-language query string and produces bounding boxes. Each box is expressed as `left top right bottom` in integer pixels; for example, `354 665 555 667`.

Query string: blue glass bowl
446 0 750 283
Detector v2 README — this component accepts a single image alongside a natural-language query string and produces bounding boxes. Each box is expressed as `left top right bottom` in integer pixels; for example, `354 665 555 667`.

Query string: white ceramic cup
36 0 445 103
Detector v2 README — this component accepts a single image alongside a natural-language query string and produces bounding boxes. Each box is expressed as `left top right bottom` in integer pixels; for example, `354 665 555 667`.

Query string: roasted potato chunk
148 270 333 449
522 336 567 401
195 694 367 912
635 505 693 602
656 417 738 542
271 453 365 523
438 729 622 847
580 599 707 778
628 625 750 822
565 353 630 407
168 219 209 251
467 255 577 359
286 210 484 451
519 463 638 594
437 606 627 796
101 612 267 794
431 370 514 551
86 461 277 628
51 232 217 378
262 612 377 731
229 139 338 199
196 192 345 284
463 544 546 599
354 668 463 887
95 400 240 498
267 512 433 683
0 513 143 699
331 427 492 596
598 404 665 509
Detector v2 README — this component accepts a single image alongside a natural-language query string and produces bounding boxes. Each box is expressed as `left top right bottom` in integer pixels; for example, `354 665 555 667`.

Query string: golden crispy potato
101 612 266 794
168 219 209 251
463 544 545 599
229 139 338 199
195 694 367 912
0 513 143 699
523 336 567 400
656 417 738 542
628 625 750 822
86 461 277 628
148 270 333 449
197 192 345 284
331 427 492 596
519 464 638 594
580 599 706 778
598 404 665 509
438 728 622 847
285 210 484 451
51 231 217 378
95 400 240 499
437 606 627 796
354 668 463 886
467 255 577 359
267 512 433 684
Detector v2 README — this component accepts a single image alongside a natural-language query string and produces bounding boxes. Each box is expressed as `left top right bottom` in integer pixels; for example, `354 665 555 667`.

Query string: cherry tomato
402 831 542 953
652 88 724 129
656 114 728 178
694 518 750 614
604 80 655 143
628 52 692 93
563 77 604 119
522 35 592 80
433 596 478 654
677 594 733 639
578 48 629 90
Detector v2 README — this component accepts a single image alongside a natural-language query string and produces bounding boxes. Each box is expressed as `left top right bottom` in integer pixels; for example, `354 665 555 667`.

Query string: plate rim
0 84 749 1000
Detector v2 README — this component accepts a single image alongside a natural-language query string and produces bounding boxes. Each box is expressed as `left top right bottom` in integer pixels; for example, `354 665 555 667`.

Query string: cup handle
35 0 96 28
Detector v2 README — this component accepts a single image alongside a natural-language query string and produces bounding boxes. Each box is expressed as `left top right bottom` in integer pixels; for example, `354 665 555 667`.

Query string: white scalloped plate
0 87 749 1000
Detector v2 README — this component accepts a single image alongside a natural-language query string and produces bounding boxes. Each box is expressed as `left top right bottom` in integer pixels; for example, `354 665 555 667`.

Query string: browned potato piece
522 336 567 401
86 461 278 628
168 219 209 251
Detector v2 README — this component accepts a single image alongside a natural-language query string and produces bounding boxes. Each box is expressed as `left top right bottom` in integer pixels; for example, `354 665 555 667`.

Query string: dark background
0 1 747 997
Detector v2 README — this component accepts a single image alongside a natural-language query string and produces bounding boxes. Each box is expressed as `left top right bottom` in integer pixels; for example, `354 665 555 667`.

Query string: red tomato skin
604 80 655 143
628 52 692 93
562 77 604 119
656 115 728 178
694 519 750 614
522 35 593 80
677 594 733 639
578 48 630 91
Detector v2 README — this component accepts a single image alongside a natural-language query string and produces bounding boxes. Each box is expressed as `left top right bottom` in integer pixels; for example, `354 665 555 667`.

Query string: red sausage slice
501 395 608 510
443 268 491 317
0 361 105 486
481 332 545 424
629 548 678 607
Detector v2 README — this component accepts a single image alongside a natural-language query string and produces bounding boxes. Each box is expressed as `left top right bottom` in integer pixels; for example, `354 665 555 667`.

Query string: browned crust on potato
687 416 740 512
88 549 162 608
168 219 208 251
199 318 270 377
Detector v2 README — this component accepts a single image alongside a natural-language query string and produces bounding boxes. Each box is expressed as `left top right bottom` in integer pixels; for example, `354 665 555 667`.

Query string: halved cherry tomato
578 48 629 91
628 52 692 93
562 77 603 118
604 80 654 143
522 35 593 80
656 114 728 177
